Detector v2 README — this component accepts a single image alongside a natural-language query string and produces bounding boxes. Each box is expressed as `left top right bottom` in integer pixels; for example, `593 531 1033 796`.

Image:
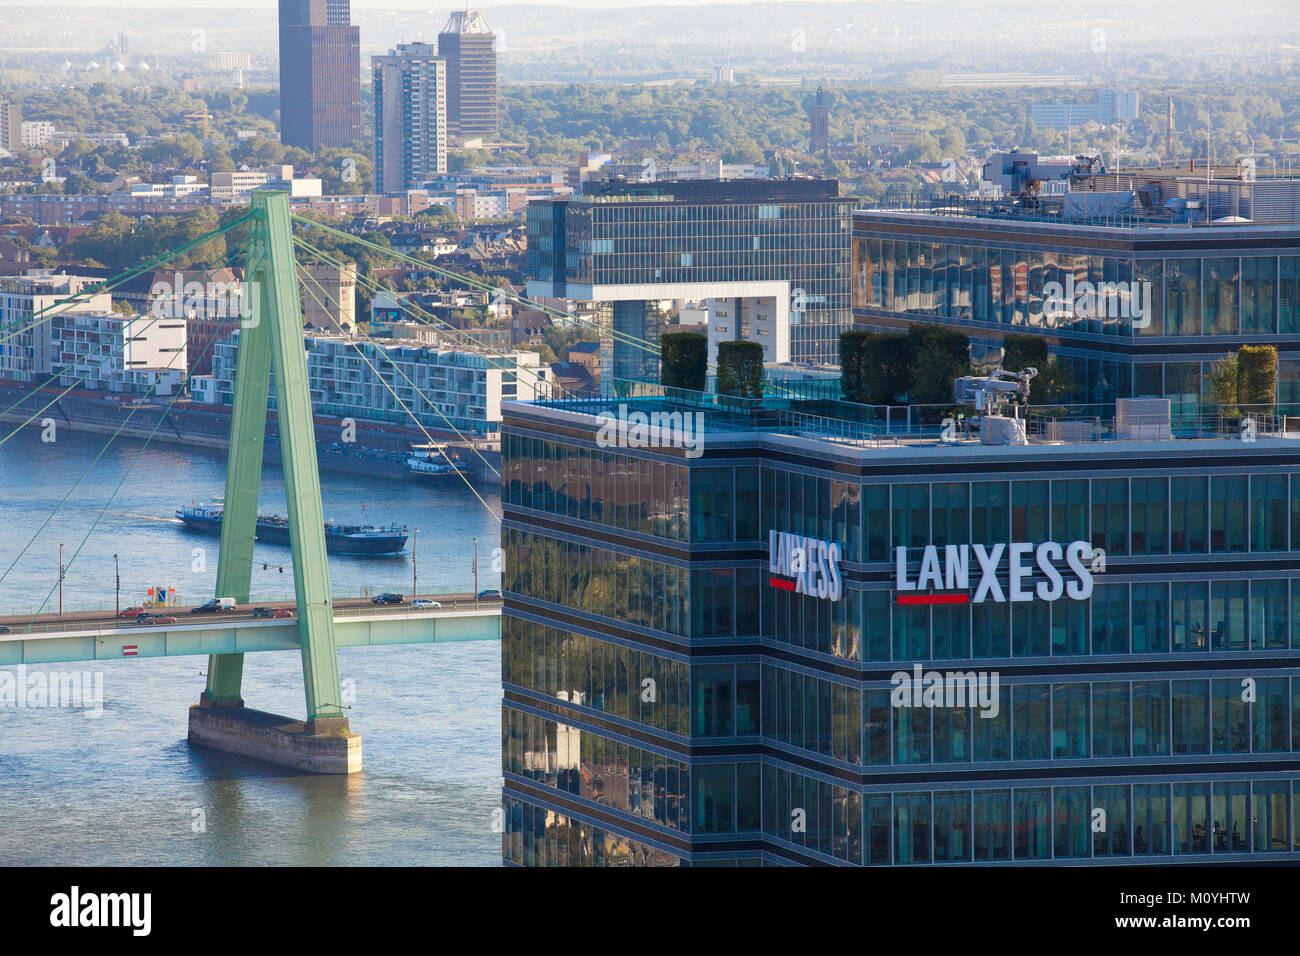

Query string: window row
766 773 1299 864
766 470 1300 564
502 435 694 542
503 613 690 736
508 525 1300 656
503 708 692 833
853 238 1300 338
851 676 1297 766
767 579 1300 662
502 795 683 868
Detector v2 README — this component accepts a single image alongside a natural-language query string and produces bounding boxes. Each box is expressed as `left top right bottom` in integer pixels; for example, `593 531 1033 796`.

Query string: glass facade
527 184 854 367
502 402 1300 865
852 214 1300 410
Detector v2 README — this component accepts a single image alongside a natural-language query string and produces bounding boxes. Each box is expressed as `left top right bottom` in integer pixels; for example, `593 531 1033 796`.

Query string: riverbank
0 383 501 483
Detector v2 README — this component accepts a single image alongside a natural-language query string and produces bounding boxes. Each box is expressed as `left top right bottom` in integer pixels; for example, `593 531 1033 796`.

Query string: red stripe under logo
896 594 970 606
768 576 797 592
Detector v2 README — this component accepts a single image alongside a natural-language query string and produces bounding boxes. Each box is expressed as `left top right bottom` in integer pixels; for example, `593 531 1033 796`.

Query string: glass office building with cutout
527 179 854 374
500 390 1300 865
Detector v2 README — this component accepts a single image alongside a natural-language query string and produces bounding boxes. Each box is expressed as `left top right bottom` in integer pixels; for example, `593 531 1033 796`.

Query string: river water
0 428 503 865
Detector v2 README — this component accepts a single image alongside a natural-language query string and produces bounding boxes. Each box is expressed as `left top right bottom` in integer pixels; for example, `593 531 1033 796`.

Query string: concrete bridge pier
188 692 362 775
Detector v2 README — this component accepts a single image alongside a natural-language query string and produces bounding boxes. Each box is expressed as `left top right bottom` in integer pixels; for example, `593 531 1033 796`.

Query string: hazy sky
0 0 890 7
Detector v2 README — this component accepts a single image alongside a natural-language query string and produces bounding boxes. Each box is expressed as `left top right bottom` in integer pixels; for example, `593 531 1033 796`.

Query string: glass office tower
853 210 1300 411
526 179 854 370
501 391 1300 865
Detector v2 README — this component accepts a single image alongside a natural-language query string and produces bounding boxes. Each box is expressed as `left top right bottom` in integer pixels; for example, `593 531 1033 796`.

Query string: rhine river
0 428 503 865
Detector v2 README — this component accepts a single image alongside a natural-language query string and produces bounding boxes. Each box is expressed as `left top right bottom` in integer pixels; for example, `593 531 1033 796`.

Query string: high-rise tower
372 43 448 194
437 10 498 140
809 87 830 151
278 0 362 151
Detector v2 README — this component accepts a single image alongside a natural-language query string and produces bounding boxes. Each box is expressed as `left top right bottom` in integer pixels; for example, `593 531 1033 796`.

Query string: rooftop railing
532 381 1297 449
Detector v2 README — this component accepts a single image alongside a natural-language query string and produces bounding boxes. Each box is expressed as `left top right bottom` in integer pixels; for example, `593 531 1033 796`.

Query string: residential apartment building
372 43 448 194
51 311 187 395
0 99 20 153
194 329 549 435
20 120 54 150
0 274 112 383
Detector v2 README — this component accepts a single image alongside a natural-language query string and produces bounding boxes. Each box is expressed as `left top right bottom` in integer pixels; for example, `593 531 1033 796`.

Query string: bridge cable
19 278 235 630
290 214 669 361
0 250 248 590
293 234 580 402
295 268 502 523
0 216 250 345
294 262 502 480
0 248 249 451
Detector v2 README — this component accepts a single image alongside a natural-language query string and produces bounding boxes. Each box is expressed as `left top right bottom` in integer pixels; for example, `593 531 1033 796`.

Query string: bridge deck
0 595 502 666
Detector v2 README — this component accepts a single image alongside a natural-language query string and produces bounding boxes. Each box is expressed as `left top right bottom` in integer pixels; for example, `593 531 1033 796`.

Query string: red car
117 606 144 619
267 608 294 619
143 615 177 625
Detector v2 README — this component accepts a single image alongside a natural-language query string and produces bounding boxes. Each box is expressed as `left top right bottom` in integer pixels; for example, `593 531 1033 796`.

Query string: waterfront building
526 178 854 377
501 386 1300 864
278 0 362 151
372 43 448 194
0 275 112 383
50 311 186 395
438 10 498 140
194 329 549 435
852 192 1300 411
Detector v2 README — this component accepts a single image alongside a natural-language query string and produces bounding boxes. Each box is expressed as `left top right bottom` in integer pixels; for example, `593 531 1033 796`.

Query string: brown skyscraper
438 10 498 139
279 0 362 151
809 87 830 151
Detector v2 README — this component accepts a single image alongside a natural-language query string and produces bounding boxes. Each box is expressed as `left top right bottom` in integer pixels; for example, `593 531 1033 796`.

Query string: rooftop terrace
523 379 1300 453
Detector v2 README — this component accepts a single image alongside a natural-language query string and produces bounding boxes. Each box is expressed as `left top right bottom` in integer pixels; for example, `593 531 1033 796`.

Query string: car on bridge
410 599 441 609
0 625 9 634
477 589 502 601
371 593 405 605
252 606 294 619
140 614 176 625
190 598 236 614
117 606 144 619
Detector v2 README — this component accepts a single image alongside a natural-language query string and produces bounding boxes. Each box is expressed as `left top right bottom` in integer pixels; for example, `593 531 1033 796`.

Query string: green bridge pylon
199 191 347 734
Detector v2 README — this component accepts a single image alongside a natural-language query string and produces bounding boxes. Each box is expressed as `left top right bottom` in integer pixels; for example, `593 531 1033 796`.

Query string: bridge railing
0 593 502 636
